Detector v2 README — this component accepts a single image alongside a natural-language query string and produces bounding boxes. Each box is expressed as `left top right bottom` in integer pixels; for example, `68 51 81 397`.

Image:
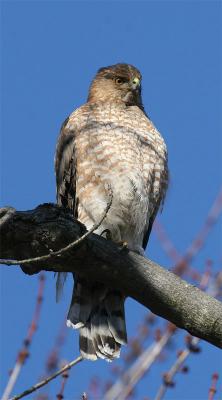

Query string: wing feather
55 117 78 216
143 146 169 250
55 117 78 300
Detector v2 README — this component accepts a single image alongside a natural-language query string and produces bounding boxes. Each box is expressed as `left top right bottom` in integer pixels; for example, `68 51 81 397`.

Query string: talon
118 241 129 251
100 229 112 240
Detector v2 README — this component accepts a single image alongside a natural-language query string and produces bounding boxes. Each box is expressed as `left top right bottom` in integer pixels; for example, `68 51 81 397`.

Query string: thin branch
10 356 83 400
0 191 113 266
56 364 70 400
0 207 16 227
3 364 22 400
155 189 222 276
104 328 174 400
154 269 221 400
154 219 181 264
2 274 45 400
106 247 221 400
45 319 67 373
183 189 222 264
208 373 219 400
154 337 200 400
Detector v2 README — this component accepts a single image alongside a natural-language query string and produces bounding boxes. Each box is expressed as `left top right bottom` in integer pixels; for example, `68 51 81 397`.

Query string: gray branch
0 204 221 349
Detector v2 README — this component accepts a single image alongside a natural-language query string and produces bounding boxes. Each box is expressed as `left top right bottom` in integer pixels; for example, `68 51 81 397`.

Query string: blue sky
1 1 221 399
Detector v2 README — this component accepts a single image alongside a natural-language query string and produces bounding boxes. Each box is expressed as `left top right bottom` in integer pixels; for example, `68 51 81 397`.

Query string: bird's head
88 63 143 109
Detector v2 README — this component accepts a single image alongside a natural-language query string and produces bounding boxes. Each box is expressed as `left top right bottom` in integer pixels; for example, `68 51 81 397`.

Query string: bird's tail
67 277 127 361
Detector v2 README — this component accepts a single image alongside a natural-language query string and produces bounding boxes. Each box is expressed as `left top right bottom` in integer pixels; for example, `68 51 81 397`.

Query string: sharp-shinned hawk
55 63 168 361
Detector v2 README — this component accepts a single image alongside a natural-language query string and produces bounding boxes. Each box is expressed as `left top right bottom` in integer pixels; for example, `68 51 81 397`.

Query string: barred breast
66 102 167 252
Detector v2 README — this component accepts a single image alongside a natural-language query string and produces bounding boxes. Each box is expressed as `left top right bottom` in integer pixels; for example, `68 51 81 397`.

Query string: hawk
55 63 168 361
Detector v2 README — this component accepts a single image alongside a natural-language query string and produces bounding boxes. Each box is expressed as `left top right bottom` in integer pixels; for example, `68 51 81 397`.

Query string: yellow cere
132 77 140 86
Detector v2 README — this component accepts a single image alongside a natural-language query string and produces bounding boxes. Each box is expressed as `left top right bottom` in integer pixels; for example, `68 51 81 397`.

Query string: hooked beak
131 77 141 91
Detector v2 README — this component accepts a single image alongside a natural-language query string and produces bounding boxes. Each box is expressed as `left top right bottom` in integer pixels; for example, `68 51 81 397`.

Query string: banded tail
67 276 127 361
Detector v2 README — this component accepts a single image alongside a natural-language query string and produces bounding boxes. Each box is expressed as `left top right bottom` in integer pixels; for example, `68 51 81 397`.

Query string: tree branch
0 204 222 349
10 356 83 400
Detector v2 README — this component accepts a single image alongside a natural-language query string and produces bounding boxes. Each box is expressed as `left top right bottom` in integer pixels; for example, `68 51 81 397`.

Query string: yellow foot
118 241 129 251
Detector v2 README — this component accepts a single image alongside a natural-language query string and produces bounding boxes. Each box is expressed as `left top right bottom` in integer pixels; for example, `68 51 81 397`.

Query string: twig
104 191 222 400
183 189 222 265
0 207 16 227
2 274 45 400
24 320 67 400
154 269 221 400
146 269 218 400
45 318 67 373
208 373 219 400
154 337 200 400
104 328 174 400
10 356 83 400
56 364 70 400
0 191 113 266
105 242 221 400
154 219 181 264
155 189 222 276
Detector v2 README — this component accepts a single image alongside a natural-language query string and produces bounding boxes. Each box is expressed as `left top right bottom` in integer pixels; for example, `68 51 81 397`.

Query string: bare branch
208 372 219 400
10 356 83 400
104 327 174 400
154 337 200 400
0 203 222 349
0 207 16 227
2 274 45 400
0 191 112 266
154 189 222 276
154 270 221 400
56 362 70 400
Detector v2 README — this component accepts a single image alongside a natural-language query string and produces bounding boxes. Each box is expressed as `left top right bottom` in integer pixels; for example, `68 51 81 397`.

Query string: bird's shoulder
125 106 168 153
59 103 92 135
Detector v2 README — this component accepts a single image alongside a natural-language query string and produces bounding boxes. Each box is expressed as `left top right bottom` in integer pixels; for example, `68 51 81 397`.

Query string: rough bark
0 204 222 349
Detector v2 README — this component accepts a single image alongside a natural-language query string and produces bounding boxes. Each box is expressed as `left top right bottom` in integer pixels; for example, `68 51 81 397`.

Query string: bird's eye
115 77 123 84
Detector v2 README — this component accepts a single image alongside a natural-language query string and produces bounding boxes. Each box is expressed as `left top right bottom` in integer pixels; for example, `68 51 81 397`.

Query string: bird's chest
75 107 166 219
76 119 146 192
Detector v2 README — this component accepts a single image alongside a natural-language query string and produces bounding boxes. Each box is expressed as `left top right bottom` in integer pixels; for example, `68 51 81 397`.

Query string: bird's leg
118 240 128 248
100 229 128 252
117 240 129 252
